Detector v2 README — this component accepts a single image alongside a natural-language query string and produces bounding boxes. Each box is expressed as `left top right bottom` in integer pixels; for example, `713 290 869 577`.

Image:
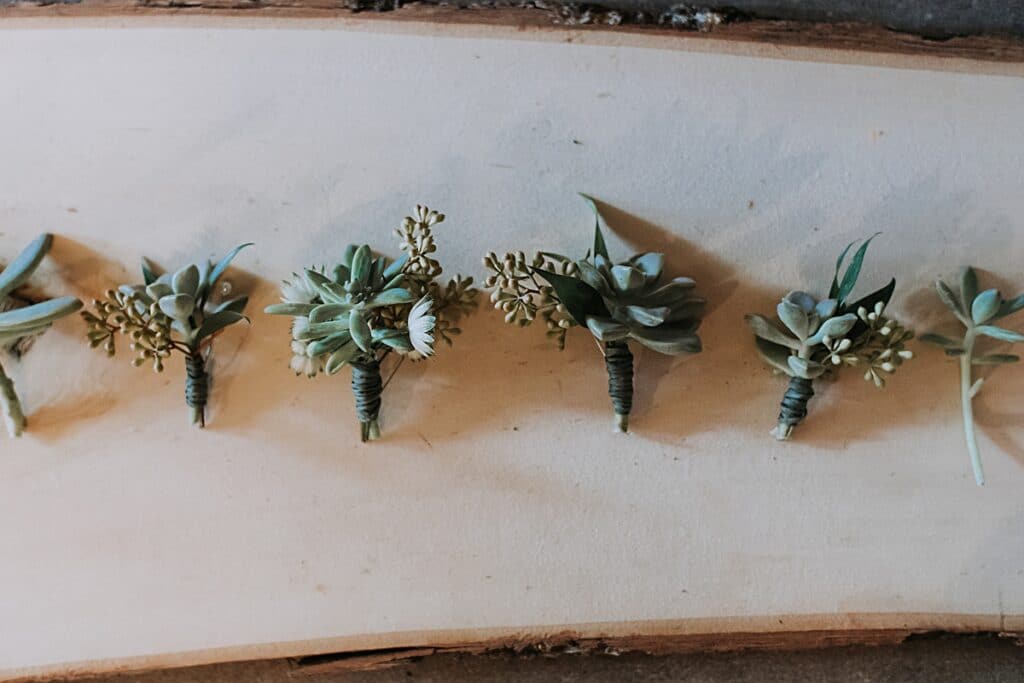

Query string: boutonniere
266 205 476 442
0 234 82 437
746 235 914 440
82 244 252 427
921 267 1023 485
482 196 704 432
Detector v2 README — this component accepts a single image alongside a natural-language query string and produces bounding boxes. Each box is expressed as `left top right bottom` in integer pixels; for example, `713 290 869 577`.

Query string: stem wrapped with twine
773 375 814 441
604 340 634 433
0 360 26 438
185 353 209 429
351 359 383 442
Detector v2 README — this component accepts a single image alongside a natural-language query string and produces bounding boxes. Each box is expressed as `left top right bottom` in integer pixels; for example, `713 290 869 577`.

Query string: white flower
280 271 320 304
406 296 436 357
289 339 322 377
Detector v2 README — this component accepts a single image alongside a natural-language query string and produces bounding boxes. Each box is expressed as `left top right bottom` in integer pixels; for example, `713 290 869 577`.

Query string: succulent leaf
366 288 416 308
0 234 52 299
308 331 352 357
265 302 316 317
349 308 372 352
621 304 670 327
788 356 826 380
158 294 195 321
586 316 630 342
976 325 1024 344
996 294 1024 320
777 298 811 340
746 314 801 350
806 314 857 346
973 353 1020 365
533 267 610 326
172 265 200 299
754 336 794 375
0 296 82 333
971 289 1001 325
141 257 161 286
309 303 351 323
296 319 350 341
207 243 253 292
628 253 664 282
961 267 979 309
325 342 359 374
629 323 701 355
350 245 372 286
195 310 245 342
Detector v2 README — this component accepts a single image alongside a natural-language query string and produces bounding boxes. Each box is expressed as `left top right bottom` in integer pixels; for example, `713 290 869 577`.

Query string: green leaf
533 267 609 326
195 310 245 341
141 257 161 286
539 251 572 263
207 243 253 290
976 325 1024 343
172 264 200 298
829 239 856 300
340 244 358 269
350 245 371 286
309 303 350 323
304 269 347 304
579 193 609 261
971 289 1001 325
382 254 408 281
307 331 352 357
777 298 810 340
158 293 195 321
366 288 416 308
746 314 801 350
214 296 249 315
960 267 979 310
622 304 670 327
0 296 81 333
754 336 794 375
936 278 967 321
585 316 630 342
806 313 857 346
0 234 51 299
836 233 881 305
264 302 316 317
973 353 1020 365
325 342 359 374
372 328 414 352
844 278 895 317
788 356 825 380
630 324 702 355
996 294 1024 320
920 333 959 348
296 319 350 341
349 308 372 352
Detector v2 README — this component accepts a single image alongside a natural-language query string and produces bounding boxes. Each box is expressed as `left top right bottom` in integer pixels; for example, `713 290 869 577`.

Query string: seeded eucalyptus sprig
265 205 477 443
920 267 1023 486
746 235 914 440
82 244 252 428
0 234 82 437
483 195 704 433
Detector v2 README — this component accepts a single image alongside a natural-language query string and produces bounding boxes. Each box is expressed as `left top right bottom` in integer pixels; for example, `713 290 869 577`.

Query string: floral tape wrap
350 359 383 441
778 375 814 429
605 340 634 429
184 353 209 426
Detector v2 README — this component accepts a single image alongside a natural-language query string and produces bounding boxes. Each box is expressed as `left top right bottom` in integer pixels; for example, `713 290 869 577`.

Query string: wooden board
0 18 1022 682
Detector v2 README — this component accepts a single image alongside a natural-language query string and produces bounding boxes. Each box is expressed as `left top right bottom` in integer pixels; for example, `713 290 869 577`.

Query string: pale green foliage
482 251 579 349
82 245 251 371
265 205 477 377
921 266 1024 485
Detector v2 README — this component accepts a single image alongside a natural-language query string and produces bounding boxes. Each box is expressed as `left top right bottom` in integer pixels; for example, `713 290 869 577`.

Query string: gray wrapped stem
0 361 26 437
351 359 383 442
185 353 209 428
604 340 634 433
772 375 814 441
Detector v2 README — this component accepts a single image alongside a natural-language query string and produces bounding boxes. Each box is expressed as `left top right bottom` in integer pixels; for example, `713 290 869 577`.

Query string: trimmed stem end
614 413 629 434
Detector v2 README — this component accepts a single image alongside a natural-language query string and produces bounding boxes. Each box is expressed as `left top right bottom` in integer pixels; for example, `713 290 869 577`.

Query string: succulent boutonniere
82 244 252 427
920 267 1023 485
0 234 82 437
265 205 477 442
482 196 704 432
746 235 914 440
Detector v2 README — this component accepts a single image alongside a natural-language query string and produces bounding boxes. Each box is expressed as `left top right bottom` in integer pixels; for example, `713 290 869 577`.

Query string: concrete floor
51 635 1024 682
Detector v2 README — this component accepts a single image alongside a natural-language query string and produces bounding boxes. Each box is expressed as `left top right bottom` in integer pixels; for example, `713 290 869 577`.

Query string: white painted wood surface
0 18 1022 680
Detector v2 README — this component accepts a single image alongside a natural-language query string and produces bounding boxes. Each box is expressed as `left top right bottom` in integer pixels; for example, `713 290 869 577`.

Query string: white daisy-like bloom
406 296 436 358
289 339 323 378
280 270 320 304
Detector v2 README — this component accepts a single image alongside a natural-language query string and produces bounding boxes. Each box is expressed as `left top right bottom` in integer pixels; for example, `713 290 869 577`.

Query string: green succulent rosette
0 234 82 437
483 196 704 433
746 235 914 441
920 267 1024 486
265 205 476 443
82 244 252 427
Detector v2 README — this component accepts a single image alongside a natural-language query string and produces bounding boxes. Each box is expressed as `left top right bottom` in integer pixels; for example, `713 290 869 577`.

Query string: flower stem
960 333 984 486
604 340 633 433
351 359 383 442
0 359 26 437
184 352 208 429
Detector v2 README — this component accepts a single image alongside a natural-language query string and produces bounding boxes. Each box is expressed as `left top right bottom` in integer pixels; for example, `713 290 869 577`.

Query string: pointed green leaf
308 331 352 357
325 342 359 374
777 298 810 340
579 193 609 261
195 310 245 341
919 333 959 348
214 296 249 315
806 313 857 346
349 308 372 352
264 302 316 317
828 239 856 300
207 243 253 290
172 264 200 298
845 278 895 317
340 244 358 269
0 234 51 299
754 336 794 375
973 353 1020 365
304 268 347 304
976 325 1024 343
309 303 350 323
996 294 1024 320
971 289 1001 325
372 329 414 352
533 267 609 326
350 245 371 285
382 253 409 281
836 232 881 305
746 314 801 350
141 257 161 286
366 288 416 308
622 304 670 327
960 267 979 310
0 296 81 333
936 278 967 322
296 319 350 341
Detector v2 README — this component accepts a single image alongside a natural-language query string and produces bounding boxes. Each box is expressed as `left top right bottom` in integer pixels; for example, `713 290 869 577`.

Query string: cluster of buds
396 205 444 283
855 301 915 387
81 289 175 372
482 251 578 349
